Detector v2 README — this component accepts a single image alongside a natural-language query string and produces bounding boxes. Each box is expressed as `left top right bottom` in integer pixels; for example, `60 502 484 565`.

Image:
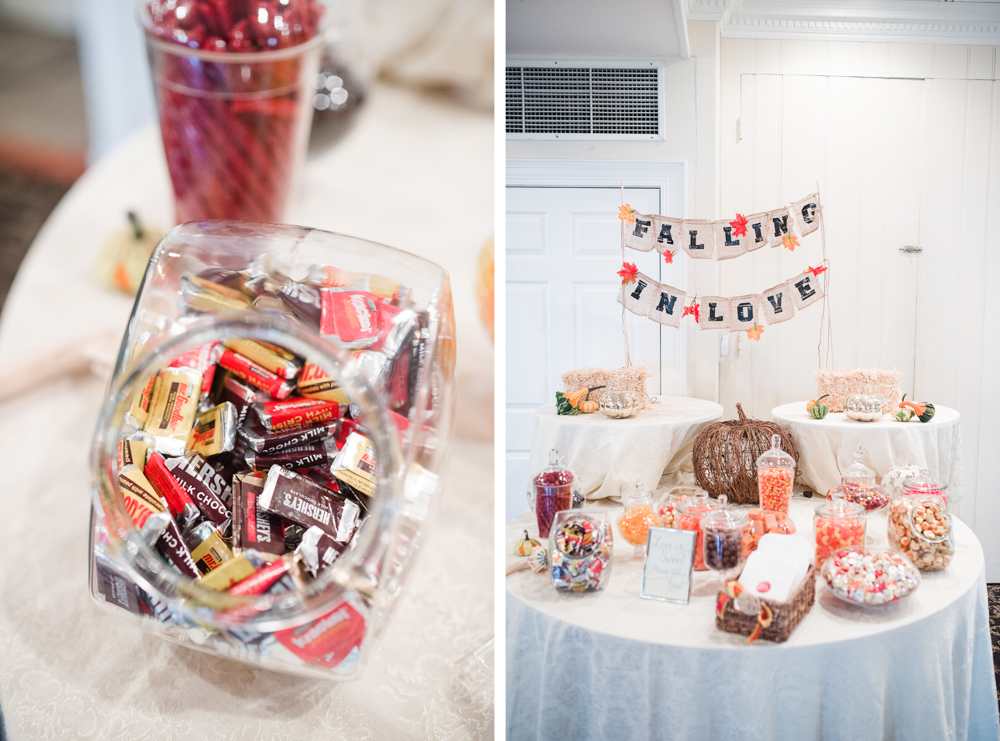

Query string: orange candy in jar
756 434 795 513
742 508 796 559
813 491 866 568
674 490 721 571
656 486 700 528
616 482 660 559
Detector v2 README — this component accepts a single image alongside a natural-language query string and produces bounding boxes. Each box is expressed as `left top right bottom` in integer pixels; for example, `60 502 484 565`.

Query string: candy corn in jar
756 434 795 513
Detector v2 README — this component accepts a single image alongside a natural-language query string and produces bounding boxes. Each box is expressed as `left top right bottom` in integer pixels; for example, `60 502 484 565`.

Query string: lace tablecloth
506 497 999 740
771 402 964 518
529 397 723 502
0 84 493 740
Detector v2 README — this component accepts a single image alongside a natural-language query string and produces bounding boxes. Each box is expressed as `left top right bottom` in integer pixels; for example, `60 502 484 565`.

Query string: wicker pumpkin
692 402 798 504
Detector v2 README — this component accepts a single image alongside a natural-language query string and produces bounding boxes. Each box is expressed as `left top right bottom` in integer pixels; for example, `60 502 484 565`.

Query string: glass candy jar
832 445 889 512
657 485 702 528
528 449 582 538
675 490 720 571
742 509 795 559
549 510 613 593
700 495 745 580
89 221 455 680
888 493 955 571
813 491 866 568
756 434 795 513
616 482 660 559
901 470 948 508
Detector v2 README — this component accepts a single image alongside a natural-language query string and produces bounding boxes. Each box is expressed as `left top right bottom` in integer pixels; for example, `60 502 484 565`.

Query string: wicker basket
716 565 817 643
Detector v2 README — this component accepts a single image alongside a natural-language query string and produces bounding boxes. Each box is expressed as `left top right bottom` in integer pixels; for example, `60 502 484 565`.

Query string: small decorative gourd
899 394 935 423
806 394 830 419
556 385 605 415
514 530 542 557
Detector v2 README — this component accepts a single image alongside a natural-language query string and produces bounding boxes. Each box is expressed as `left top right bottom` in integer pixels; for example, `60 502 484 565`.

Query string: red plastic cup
140 3 323 223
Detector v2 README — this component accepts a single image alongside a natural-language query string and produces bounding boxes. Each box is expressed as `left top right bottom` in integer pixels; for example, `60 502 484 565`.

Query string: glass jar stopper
756 434 795 469
841 445 876 488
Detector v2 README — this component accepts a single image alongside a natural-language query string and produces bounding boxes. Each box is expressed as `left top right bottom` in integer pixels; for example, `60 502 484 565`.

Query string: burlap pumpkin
692 402 798 504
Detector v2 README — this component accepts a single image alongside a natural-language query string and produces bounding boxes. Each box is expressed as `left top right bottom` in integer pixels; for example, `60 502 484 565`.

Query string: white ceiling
506 0 690 59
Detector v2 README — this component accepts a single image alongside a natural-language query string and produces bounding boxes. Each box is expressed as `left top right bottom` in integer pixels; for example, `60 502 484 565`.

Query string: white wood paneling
720 37 1000 578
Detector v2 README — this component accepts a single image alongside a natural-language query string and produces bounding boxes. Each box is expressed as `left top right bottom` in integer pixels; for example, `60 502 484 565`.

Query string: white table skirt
529 397 723 502
771 402 964 518
0 83 493 740
505 498 999 740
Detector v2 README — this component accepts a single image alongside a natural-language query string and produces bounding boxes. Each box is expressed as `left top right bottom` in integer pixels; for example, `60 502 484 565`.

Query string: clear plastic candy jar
89 221 454 680
756 434 795 513
528 449 583 539
700 495 745 580
616 482 660 558
813 491 866 568
741 508 795 559
831 445 888 512
675 490 720 571
888 493 955 571
549 510 613 593
901 470 948 508
657 485 702 528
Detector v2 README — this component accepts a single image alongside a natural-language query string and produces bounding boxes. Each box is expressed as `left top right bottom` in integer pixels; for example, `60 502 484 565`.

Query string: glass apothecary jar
813 491 866 568
832 445 888 512
616 482 660 559
675 490 720 571
900 470 948 508
527 449 582 538
756 434 795 513
700 495 745 580
549 510 613 593
89 221 455 680
657 485 703 528
887 493 954 571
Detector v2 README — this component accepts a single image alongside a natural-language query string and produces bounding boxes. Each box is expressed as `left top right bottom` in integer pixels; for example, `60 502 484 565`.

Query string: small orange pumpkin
579 398 599 414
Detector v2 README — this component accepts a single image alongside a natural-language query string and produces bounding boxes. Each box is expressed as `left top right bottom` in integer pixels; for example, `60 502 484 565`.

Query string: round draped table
771 402 964 518
505 496 999 741
0 84 492 740
529 396 723 501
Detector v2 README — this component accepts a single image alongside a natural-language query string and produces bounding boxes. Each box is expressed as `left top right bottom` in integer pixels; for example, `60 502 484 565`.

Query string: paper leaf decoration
806 264 828 277
664 250 675 265
617 262 639 285
682 302 700 323
782 234 800 251
730 213 748 238
618 204 637 223
746 323 764 341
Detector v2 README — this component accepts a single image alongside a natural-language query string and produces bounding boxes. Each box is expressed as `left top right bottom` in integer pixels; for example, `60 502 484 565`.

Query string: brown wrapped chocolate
187 401 238 458
164 453 232 529
259 466 359 542
232 471 285 560
238 417 339 455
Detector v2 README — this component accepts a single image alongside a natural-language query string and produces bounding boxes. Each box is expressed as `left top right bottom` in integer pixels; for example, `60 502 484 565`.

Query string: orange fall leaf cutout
682 303 700 323
617 262 639 285
747 323 765 341
663 250 675 265
806 264 828 277
782 234 800 251
730 213 749 238
618 204 637 223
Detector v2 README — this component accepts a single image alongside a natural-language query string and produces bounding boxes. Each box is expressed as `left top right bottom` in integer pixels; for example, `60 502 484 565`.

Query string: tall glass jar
813 491 866 568
657 485 702 528
756 434 795 513
700 495 745 580
527 449 582 538
675 491 720 571
616 482 660 559
89 221 454 680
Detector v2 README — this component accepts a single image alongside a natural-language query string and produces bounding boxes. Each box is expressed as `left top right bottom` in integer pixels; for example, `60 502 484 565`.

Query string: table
505 497 1000 740
0 83 492 740
771 402 964 518
529 397 723 501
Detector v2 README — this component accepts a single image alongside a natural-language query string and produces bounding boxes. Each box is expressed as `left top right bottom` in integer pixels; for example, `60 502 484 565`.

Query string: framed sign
640 527 697 604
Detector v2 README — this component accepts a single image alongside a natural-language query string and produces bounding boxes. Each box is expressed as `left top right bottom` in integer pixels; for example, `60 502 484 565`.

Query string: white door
505 184 683 520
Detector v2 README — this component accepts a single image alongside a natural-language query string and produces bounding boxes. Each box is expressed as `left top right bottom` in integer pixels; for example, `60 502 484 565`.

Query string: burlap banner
624 194 822 260
617 267 826 332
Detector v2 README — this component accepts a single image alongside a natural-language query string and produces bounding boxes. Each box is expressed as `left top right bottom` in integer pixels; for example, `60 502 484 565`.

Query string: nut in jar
887 496 955 571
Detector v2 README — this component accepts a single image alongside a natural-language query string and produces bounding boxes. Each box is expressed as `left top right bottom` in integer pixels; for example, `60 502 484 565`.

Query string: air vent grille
506 63 661 138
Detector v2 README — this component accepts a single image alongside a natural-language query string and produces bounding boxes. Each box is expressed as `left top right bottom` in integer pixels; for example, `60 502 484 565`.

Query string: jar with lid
900 470 948 508
813 490 866 568
549 510 613 592
616 482 660 558
675 491 721 571
527 449 583 538
888 492 954 571
742 509 796 559
89 221 455 680
830 445 889 512
700 495 746 580
657 485 703 528
756 434 795 513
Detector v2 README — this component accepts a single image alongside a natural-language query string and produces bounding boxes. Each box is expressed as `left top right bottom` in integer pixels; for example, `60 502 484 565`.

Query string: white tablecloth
529 397 723 501
505 497 999 741
0 83 493 740
772 402 964 518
